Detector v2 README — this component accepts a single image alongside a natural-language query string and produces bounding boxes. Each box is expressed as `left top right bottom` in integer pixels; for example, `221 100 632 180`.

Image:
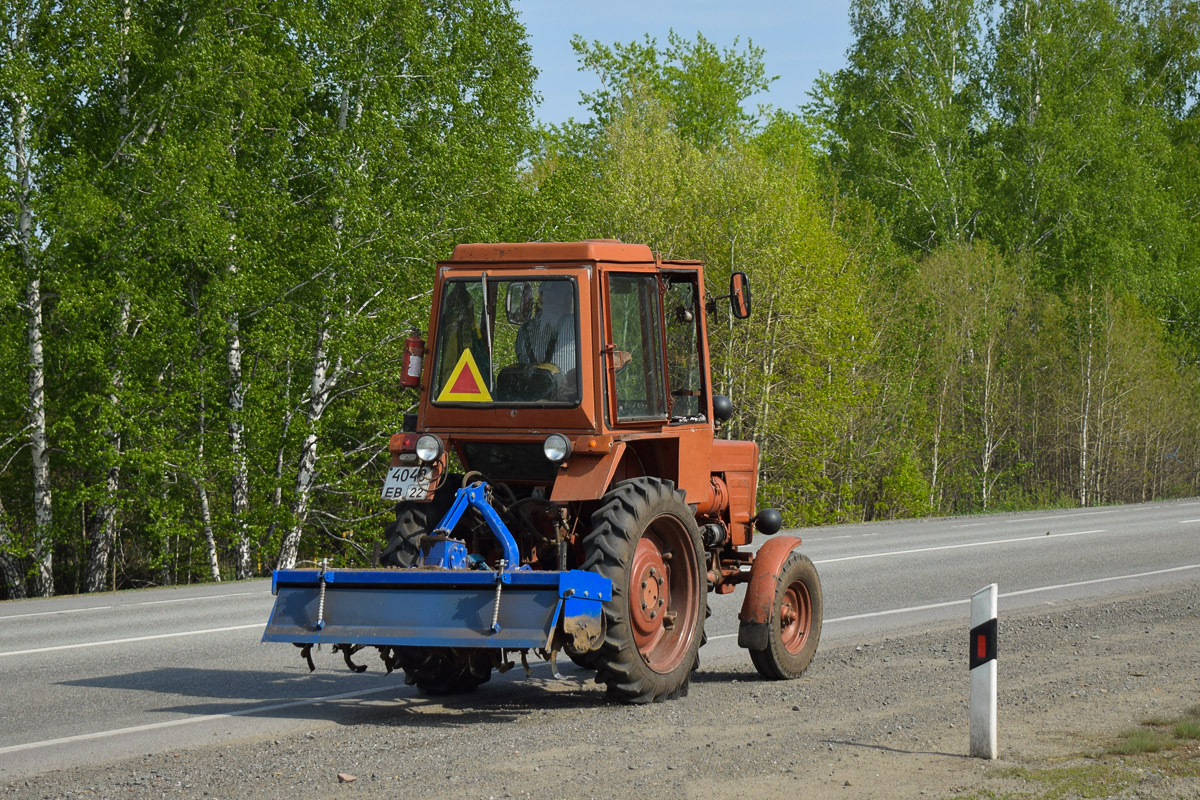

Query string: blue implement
262 567 611 650
263 480 610 653
430 482 520 568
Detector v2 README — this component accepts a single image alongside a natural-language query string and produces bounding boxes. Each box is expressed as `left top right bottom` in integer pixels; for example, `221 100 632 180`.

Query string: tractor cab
414 241 749 506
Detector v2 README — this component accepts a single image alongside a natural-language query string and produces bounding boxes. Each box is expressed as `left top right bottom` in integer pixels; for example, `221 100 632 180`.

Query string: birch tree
275 0 536 568
814 0 987 251
1 0 72 596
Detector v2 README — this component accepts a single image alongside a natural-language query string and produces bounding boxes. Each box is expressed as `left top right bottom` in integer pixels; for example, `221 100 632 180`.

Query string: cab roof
447 240 654 265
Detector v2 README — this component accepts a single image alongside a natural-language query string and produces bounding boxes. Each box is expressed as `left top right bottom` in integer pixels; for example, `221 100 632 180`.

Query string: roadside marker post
970 583 998 759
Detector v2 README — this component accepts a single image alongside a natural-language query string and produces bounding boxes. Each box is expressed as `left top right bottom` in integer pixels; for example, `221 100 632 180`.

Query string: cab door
603 272 667 424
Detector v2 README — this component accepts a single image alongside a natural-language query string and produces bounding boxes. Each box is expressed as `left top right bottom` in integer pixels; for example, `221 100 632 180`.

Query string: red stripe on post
969 617 997 670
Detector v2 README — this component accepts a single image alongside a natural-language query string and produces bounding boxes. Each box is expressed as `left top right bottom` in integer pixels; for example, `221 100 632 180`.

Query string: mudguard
736 535 804 650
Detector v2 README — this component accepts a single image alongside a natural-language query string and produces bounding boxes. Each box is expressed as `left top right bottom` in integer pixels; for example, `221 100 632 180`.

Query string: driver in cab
516 281 575 374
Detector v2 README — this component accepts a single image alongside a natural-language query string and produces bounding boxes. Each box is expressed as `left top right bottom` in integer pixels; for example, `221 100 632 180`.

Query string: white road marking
1016 509 1125 523
998 564 1200 597
709 563 1200 636
813 530 1106 564
0 606 112 621
0 624 263 658
1 590 266 621
136 592 260 606
0 685 403 756
1179 519 1200 524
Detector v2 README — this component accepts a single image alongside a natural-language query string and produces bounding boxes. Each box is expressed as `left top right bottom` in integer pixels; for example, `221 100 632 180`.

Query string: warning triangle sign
436 349 493 403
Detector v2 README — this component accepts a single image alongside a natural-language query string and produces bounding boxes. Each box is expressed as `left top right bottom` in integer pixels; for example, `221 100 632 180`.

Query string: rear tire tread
581 478 706 703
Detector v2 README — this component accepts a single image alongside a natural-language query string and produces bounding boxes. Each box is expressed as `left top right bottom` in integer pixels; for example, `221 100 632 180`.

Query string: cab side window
664 275 704 422
608 274 666 421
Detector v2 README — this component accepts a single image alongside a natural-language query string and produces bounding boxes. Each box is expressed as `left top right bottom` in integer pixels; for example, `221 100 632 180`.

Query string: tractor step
263 567 611 651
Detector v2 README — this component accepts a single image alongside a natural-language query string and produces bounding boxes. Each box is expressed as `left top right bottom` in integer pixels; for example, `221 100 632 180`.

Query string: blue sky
512 1 854 126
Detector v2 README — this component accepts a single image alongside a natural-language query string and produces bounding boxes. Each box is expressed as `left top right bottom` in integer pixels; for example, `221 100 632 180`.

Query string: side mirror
730 272 751 319
505 282 534 324
712 394 734 422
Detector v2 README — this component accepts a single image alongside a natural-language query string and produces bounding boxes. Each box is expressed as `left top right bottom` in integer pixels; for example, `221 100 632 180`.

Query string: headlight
543 433 572 464
414 434 443 462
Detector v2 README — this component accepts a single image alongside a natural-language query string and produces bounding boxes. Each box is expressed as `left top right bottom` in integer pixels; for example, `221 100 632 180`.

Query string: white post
970 583 998 759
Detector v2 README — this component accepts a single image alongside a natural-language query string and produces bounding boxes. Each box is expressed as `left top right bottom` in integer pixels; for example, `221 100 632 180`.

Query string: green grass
950 706 1200 799
1108 727 1172 754
1173 720 1200 740
984 763 1137 799
1107 703 1200 754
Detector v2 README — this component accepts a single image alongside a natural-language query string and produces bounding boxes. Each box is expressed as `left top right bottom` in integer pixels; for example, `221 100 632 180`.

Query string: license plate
381 465 434 501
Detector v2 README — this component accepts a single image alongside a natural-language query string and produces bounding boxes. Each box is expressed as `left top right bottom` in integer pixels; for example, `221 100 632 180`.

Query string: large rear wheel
748 552 822 680
582 478 706 703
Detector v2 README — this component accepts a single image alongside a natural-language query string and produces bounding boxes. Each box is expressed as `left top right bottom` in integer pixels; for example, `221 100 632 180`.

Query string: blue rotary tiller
263 483 611 679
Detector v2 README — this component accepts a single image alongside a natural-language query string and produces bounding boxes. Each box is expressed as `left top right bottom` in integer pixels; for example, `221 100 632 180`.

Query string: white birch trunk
1079 286 1094 507
226 261 251 579
276 320 332 570
84 0 134 593
85 295 129 592
980 337 996 510
14 85 54 596
196 374 221 582
275 82 357 570
193 478 221 582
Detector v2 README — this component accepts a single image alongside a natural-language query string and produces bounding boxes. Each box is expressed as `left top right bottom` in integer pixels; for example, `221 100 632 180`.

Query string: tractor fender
737 535 804 650
549 442 627 503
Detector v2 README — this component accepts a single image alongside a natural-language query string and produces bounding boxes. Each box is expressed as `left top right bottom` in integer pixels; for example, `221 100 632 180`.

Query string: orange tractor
264 241 822 702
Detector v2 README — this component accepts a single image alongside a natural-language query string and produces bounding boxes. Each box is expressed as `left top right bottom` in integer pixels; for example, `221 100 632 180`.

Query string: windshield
431 276 580 405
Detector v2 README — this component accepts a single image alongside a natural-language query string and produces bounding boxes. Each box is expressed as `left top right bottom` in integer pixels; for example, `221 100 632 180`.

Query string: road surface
2 497 1197 779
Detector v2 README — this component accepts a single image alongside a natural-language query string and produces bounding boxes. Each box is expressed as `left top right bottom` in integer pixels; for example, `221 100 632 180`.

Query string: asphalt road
2 498 1198 780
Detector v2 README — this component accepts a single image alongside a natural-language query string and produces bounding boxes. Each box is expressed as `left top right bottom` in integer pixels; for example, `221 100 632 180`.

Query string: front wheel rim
780 581 812 655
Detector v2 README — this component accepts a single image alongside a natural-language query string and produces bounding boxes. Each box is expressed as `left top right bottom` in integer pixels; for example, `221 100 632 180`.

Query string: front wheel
380 475 460 567
395 647 493 695
582 478 706 703
749 552 822 680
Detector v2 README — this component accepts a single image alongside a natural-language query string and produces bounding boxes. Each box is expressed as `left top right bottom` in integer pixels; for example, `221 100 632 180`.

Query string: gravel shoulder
7 581 1199 800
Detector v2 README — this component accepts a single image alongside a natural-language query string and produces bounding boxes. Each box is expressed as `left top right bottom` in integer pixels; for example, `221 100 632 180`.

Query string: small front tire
748 552 822 680
395 647 493 695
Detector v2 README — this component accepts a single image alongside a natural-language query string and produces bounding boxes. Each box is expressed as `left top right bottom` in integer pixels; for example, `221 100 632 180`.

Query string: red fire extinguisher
401 332 425 388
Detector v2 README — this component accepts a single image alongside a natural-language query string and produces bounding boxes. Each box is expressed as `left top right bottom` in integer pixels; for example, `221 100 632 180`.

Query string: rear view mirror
505 282 534 324
730 272 751 319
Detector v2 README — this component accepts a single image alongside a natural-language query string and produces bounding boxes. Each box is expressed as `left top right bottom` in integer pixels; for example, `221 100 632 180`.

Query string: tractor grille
460 442 558 483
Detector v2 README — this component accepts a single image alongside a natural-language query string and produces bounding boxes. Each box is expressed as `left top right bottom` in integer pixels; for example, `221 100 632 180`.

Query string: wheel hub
780 583 811 655
630 539 668 640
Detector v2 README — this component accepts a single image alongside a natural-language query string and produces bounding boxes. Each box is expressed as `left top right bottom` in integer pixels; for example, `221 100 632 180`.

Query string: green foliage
0 0 537 596
3 4 1199 595
811 0 1200 519
571 30 774 149
812 0 988 251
